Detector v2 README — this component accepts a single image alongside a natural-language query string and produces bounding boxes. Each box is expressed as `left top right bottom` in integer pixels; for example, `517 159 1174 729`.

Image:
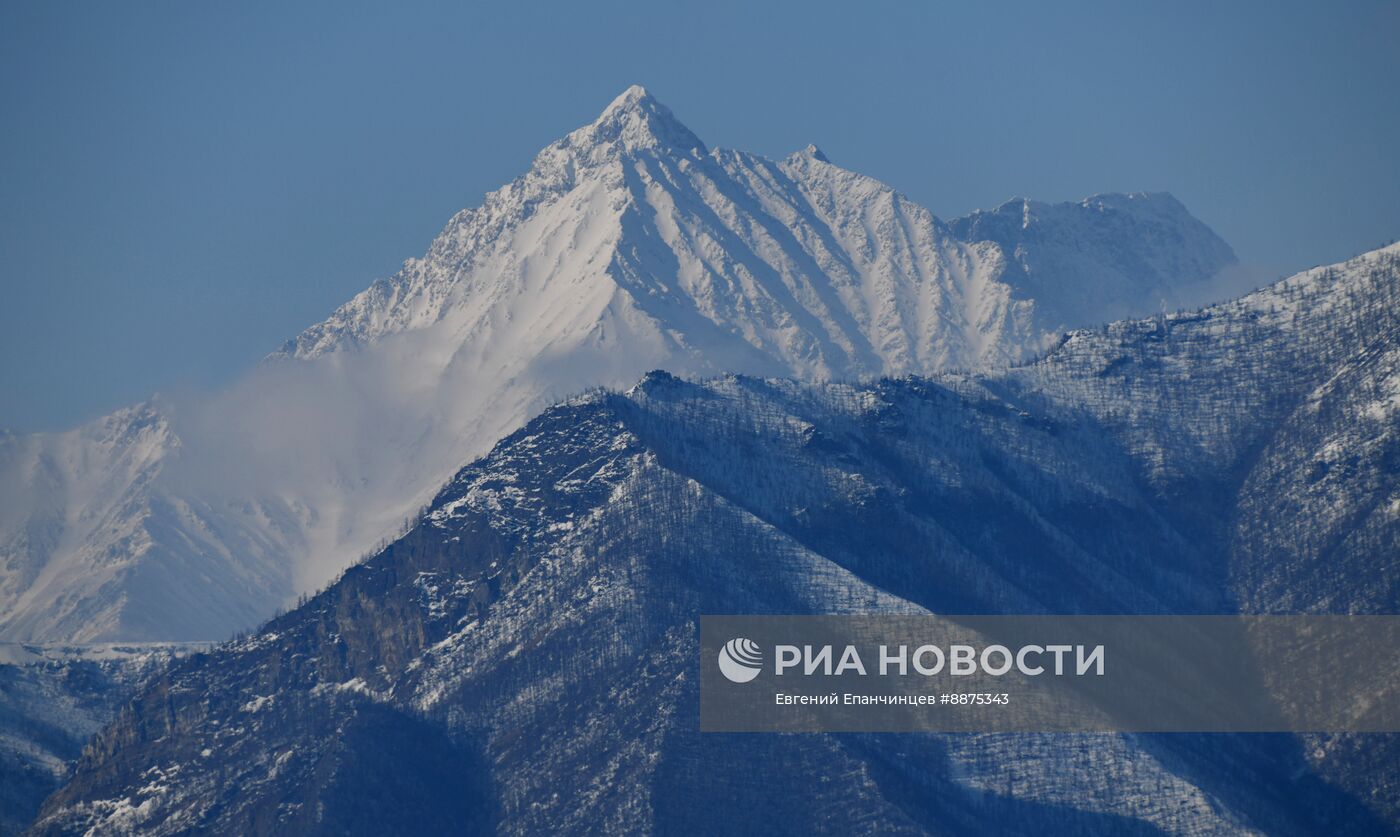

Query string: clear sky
2 0 1397 432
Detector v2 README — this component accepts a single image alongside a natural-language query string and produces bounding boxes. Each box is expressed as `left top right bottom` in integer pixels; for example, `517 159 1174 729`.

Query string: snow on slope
0 405 294 642
951 192 1238 332
274 87 1236 374
0 86 1236 643
35 318 1399 835
275 85 1044 374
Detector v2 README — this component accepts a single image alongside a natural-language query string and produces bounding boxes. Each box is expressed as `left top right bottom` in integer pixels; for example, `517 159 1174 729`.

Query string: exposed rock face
0 649 177 836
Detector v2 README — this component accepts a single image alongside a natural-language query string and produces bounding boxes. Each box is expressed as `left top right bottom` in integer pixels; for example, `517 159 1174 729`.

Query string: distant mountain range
30 242 1399 834
0 87 1238 644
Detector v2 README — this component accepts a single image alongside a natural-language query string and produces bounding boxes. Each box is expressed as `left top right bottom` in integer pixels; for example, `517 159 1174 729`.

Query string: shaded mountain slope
31 242 1400 836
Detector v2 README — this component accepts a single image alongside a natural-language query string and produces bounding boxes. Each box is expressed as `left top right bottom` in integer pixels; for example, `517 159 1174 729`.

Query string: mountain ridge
29 240 1399 835
0 86 1238 645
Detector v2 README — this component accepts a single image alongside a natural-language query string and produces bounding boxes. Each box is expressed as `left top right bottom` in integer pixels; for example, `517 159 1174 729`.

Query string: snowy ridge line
0 85 1239 644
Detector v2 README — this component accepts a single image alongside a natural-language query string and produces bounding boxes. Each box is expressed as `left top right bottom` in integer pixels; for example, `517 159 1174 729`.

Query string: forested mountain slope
32 244 1399 835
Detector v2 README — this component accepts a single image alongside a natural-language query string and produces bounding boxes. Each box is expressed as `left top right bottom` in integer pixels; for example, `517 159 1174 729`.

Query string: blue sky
2 0 1397 431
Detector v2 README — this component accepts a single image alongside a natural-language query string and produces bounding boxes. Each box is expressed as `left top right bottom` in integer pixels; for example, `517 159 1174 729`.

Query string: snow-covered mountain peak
949 189 1237 329
569 84 706 158
1 89 1249 644
276 87 1237 367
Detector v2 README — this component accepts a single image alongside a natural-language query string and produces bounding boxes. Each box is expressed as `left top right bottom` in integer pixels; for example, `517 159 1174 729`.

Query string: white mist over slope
0 86 1237 642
